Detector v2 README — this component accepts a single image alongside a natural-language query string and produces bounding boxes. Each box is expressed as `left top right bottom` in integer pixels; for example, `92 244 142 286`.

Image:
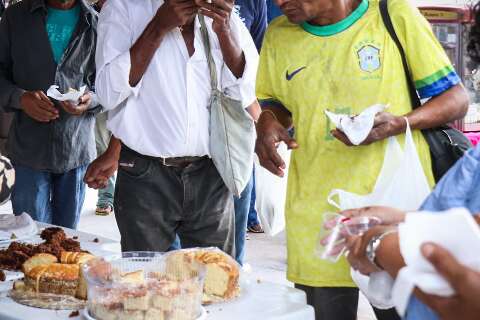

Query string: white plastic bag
328 120 431 212
327 120 431 309
255 142 291 236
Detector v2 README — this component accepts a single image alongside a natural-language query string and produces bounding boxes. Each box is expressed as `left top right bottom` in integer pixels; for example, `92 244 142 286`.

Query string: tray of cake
82 248 244 320
0 227 96 310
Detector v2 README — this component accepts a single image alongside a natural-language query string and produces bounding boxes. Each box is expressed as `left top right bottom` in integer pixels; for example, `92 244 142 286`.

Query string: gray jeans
94 112 115 207
114 145 235 255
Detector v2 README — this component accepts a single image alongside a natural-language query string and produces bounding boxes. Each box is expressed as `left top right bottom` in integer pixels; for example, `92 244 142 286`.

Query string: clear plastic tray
83 251 206 320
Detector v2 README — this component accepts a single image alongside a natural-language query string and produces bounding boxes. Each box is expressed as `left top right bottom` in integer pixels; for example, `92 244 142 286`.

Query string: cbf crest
357 45 381 73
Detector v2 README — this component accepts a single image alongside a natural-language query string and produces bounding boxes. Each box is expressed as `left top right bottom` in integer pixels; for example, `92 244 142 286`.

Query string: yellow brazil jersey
256 0 460 287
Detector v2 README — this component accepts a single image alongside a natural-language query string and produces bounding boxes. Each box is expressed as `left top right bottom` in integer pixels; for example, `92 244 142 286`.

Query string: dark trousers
114 146 235 255
295 285 401 320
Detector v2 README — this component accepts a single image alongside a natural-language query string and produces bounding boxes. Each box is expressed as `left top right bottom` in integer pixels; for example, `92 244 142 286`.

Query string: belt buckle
162 157 172 167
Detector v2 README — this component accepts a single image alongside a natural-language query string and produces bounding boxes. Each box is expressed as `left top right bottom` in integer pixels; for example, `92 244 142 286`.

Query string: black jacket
0 0 99 172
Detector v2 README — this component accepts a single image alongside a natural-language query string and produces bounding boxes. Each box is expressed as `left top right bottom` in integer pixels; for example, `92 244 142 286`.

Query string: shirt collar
301 0 369 37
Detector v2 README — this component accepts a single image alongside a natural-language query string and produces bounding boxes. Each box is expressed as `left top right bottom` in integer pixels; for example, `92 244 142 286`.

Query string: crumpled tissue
325 104 387 145
47 85 86 105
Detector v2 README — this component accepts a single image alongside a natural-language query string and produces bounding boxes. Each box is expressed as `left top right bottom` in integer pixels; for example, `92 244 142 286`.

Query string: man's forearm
262 105 293 130
217 32 245 78
406 84 469 130
375 233 406 278
129 14 170 87
106 136 122 159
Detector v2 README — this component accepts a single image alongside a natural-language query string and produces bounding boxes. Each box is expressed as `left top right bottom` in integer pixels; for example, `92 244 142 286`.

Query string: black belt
121 144 209 168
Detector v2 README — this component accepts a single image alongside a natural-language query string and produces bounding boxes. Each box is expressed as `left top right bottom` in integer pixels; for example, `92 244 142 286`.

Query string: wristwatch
365 229 398 270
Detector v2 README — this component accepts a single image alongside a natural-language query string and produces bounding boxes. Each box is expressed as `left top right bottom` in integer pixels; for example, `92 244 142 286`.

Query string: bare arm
129 1 198 86
84 136 121 189
261 105 293 129
406 84 469 130
255 104 297 177
375 233 405 278
198 0 245 78
332 84 469 146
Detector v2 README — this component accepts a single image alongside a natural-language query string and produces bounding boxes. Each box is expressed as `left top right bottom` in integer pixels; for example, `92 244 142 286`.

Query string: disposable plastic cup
315 213 349 263
343 216 381 236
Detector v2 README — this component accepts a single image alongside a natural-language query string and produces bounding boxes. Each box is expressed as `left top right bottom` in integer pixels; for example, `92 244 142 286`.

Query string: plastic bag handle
327 190 341 209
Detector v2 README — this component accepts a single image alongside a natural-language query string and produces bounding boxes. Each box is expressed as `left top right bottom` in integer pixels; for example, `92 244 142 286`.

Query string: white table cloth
0 223 314 320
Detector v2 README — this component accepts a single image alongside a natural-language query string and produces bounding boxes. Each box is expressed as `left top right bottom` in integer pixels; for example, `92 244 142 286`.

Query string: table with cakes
0 215 314 320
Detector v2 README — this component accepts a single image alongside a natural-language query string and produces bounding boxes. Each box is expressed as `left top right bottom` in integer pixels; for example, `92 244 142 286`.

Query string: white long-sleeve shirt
95 0 259 158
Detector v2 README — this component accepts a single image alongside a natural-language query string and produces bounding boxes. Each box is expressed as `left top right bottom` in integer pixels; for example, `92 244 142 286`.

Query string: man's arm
84 136 121 189
0 12 58 121
332 84 469 146
407 84 468 130
95 0 197 109
0 11 24 112
198 0 245 78
129 1 197 86
255 104 297 177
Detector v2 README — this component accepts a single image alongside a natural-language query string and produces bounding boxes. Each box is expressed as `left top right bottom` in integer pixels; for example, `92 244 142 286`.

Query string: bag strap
379 0 422 109
198 15 219 91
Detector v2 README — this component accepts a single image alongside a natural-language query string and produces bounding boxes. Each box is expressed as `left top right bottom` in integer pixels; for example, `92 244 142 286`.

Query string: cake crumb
257 279 262 284
69 310 79 318
72 236 78 240
92 238 99 243
0 270 5 281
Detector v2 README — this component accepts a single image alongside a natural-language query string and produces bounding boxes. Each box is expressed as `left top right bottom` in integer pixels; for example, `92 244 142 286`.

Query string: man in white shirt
93 0 258 254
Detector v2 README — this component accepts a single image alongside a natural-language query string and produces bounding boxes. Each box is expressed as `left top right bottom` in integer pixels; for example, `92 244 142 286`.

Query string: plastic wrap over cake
83 252 206 320
163 248 242 305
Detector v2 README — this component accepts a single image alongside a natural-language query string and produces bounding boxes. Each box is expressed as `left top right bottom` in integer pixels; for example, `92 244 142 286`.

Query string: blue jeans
11 164 87 229
233 173 254 265
247 167 260 228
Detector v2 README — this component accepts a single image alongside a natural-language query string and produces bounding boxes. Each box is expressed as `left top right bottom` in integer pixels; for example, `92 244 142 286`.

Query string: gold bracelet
260 109 278 122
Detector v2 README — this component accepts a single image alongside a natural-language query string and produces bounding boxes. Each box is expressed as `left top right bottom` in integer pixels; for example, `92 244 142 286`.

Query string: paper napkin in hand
325 104 387 145
392 208 480 316
47 85 86 105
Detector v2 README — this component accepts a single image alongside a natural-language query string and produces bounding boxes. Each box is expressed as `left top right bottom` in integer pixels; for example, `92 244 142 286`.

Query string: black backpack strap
379 0 422 108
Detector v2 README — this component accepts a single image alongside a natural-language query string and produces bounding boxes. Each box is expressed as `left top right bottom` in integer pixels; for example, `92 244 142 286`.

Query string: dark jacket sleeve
0 10 25 112
250 0 267 52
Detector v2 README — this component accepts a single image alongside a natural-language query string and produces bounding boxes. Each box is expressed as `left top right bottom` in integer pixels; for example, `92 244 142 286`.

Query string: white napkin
392 208 480 316
325 104 387 145
46 85 86 105
0 213 38 241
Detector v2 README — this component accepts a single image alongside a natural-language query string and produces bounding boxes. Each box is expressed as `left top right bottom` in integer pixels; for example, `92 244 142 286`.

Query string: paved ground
0 187 377 319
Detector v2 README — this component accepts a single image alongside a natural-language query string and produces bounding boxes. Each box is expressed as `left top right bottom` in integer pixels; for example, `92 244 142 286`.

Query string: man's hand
340 206 406 226
156 0 198 31
20 91 59 122
255 112 298 177
415 243 480 320
197 0 233 35
84 151 119 189
331 112 406 146
59 92 91 116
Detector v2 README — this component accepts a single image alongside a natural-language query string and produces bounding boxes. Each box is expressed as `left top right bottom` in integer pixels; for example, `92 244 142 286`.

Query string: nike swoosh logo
286 67 306 81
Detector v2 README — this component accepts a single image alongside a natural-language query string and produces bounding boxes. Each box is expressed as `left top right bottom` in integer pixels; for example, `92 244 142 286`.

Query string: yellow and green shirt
256 0 460 287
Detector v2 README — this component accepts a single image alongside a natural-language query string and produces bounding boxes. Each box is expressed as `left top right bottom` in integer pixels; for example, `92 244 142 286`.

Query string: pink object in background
465 132 480 146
